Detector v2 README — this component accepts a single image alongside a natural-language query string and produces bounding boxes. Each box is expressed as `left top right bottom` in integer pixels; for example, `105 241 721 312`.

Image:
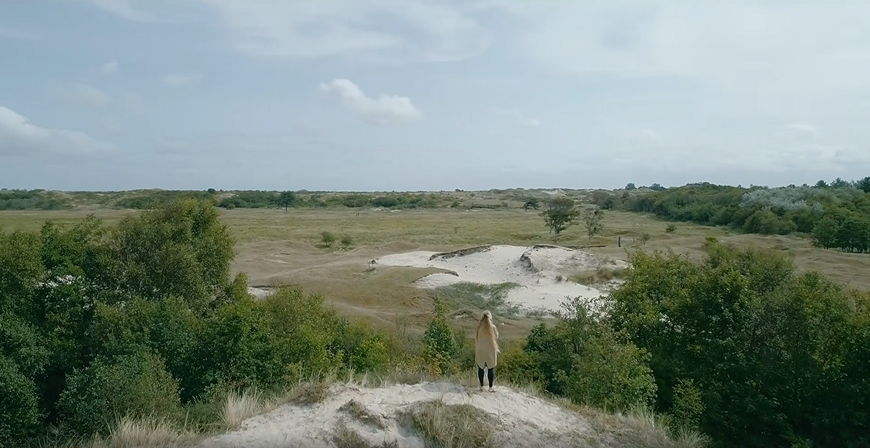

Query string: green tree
625 183 637 190
0 356 42 445
422 298 458 375
583 207 604 241
541 198 579 242
609 242 869 447
57 350 182 437
857 176 870 193
278 191 296 212
113 199 234 310
522 299 656 410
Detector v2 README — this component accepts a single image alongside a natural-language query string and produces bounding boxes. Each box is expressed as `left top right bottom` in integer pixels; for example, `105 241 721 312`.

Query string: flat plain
3 206 868 340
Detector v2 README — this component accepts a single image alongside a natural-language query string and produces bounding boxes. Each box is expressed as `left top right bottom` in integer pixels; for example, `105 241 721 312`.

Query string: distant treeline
0 190 71 210
593 178 870 253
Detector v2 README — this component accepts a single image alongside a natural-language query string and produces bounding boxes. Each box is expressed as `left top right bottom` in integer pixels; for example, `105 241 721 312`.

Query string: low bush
0 356 42 445
58 350 182 437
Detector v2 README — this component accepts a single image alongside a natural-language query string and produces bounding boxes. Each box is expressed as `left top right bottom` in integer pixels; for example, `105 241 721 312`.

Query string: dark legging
478 366 494 388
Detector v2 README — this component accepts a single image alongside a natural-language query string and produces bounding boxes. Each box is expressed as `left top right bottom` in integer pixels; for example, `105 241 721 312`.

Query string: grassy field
3 206 868 341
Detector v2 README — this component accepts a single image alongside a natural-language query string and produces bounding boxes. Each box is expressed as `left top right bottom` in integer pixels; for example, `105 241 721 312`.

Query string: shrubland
593 179 870 252
2 199 868 447
0 200 388 447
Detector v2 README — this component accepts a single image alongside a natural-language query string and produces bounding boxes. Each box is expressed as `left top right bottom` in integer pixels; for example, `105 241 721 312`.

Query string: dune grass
81 417 197 448
403 399 495 448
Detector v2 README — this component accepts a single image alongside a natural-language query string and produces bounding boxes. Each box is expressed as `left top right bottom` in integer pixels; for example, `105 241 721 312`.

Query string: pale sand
376 245 627 312
203 381 594 448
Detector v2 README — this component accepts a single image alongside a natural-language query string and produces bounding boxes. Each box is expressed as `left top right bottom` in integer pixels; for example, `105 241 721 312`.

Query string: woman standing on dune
475 311 500 392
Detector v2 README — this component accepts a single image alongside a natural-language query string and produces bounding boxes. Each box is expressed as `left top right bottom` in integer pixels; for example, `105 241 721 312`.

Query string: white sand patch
202 381 594 448
377 245 627 312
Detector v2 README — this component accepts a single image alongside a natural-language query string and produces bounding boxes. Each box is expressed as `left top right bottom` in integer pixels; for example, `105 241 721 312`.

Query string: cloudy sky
1 1 869 191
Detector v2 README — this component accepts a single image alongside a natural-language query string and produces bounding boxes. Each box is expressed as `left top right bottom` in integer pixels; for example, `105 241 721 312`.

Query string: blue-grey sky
2 0 869 191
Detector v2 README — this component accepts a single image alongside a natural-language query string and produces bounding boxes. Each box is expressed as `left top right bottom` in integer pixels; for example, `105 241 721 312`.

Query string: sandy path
202 381 594 448
376 245 626 312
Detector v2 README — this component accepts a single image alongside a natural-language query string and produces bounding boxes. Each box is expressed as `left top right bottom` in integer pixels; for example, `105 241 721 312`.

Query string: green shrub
90 296 200 400
609 242 870 447
670 379 704 431
422 299 459 375
523 300 656 410
114 199 234 309
320 231 336 247
665 223 677 233
340 235 354 249
58 351 182 437
0 356 42 446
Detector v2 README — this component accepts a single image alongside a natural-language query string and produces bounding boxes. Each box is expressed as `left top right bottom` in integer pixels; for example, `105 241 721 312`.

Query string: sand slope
203 381 599 448
376 245 627 312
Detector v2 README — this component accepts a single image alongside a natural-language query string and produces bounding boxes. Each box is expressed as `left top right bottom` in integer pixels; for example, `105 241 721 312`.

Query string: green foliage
521 300 656 411
609 243 870 447
541 197 579 241
320 231 337 247
340 234 354 249
0 356 42 445
57 350 182 437
0 189 70 210
522 198 540 210
0 200 393 446
422 299 459 375
278 191 296 211
583 207 605 241
617 182 870 251
114 199 235 308
811 209 870 253
669 379 704 432
216 190 281 209
89 296 200 400
0 231 43 316
113 190 215 209
665 223 677 233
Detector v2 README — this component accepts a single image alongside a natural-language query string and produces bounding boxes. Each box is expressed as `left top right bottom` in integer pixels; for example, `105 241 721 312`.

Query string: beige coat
475 316 500 369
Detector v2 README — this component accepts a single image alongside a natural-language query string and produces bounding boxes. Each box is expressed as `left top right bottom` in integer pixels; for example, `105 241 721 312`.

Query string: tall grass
84 418 195 448
220 390 264 429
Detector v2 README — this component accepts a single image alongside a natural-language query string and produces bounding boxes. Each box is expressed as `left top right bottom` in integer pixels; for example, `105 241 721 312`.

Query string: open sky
1 1 869 191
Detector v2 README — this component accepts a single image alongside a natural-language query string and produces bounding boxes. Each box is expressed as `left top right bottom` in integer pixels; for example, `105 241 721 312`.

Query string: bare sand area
377 245 627 312
203 381 597 448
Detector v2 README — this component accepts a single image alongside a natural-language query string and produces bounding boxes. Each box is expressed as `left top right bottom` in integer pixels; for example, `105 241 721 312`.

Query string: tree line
593 179 870 252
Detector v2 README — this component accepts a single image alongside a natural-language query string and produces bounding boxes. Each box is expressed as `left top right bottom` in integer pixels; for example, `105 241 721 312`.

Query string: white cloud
320 79 422 125
161 73 201 87
509 1 870 96
81 0 155 22
62 83 112 108
784 122 820 137
199 0 490 62
496 108 541 127
0 105 115 156
100 60 120 75
639 129 661 142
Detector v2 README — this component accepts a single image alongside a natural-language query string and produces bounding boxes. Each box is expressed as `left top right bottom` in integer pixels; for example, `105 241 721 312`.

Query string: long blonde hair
476 310 499 352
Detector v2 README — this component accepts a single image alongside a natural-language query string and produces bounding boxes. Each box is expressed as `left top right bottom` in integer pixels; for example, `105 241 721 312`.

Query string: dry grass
3 206 867 342
84 418 196 448
220 390 264 429
558 402 708 448
332 420 399 448
339 399 387 429
404 399 495 448
281 379 333 405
